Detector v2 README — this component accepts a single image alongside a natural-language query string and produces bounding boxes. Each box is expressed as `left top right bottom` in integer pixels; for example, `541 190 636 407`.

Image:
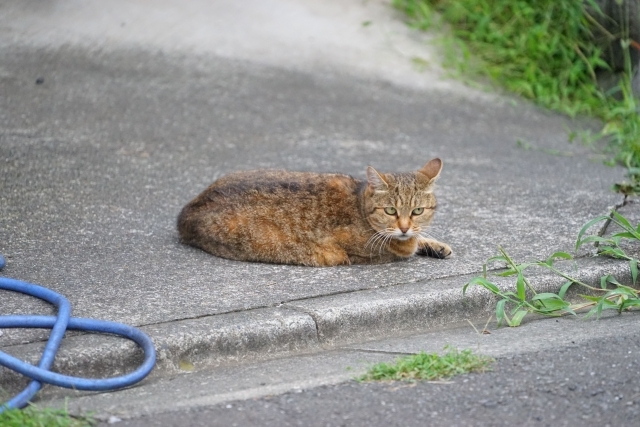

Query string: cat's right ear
366 166 389 192
418 158 443 182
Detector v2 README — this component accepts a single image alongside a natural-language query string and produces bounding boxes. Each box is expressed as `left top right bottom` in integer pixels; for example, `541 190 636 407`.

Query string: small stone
108 416 122 424
35 77 44 85
178 360 194 372
481 400 498 408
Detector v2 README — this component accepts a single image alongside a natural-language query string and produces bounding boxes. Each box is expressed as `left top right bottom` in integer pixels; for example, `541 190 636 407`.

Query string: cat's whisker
374 233 391 255
426 225 443 233
365 231 386 251
420 229 442 241
367 230 387 245
367 229 392 255
366 232 388 260
365 230 391 254
378 233 394 255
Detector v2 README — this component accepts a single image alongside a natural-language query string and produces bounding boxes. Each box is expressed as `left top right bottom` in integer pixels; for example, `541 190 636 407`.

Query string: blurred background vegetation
393 0 640 181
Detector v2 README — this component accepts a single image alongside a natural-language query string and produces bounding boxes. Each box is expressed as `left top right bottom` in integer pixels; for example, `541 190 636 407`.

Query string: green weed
516 139 574 157
612 167 640 195
393 0 640 171
360 347 493 381
0 404 94 427
464 210 640 327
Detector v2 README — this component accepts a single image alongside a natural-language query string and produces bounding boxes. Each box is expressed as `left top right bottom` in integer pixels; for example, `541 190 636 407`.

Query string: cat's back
205 169 358 197
201 169 360 202
177 169 363 243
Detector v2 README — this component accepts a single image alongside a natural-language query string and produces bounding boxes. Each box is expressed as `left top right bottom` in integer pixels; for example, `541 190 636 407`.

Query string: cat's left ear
366 166 389 192
417 158 443 182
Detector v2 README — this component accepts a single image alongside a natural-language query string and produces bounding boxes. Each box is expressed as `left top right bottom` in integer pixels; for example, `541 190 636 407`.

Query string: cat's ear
366 166 389 191
417 158 443 182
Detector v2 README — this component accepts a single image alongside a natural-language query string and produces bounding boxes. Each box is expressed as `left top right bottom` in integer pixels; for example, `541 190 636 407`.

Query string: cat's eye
412 207 425 216
384 207 397 216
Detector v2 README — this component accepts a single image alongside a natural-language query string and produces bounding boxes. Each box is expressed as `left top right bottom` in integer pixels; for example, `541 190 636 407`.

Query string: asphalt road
102 314 640 427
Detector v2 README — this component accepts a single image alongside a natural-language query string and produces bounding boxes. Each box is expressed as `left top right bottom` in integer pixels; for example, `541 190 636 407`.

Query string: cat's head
363 158 443 241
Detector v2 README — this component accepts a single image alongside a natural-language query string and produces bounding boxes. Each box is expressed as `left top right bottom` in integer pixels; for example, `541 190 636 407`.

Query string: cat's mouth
394 234 413 241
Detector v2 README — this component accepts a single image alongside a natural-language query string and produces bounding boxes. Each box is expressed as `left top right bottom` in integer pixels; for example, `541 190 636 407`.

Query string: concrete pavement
0 0 636 419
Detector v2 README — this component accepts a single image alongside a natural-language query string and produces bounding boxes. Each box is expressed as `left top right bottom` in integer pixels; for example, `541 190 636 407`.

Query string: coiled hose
0 254 156 412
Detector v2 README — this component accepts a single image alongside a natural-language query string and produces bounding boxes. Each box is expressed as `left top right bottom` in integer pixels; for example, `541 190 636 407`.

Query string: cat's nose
399 226 409 234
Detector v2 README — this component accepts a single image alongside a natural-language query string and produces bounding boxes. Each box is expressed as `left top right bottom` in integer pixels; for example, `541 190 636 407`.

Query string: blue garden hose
0 254 156 412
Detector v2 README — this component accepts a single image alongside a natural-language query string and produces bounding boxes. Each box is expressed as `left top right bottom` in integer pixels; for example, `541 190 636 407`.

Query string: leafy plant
360 346 493 381
612 167 640 196
464 210 640 327
0 404 95 427
393 0 640 170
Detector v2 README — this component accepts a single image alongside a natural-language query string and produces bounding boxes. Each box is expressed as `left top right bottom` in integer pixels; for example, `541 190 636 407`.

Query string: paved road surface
107 313 640 427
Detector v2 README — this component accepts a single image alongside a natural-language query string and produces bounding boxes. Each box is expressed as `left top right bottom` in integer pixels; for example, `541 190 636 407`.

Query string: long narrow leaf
486 255 508 266
612 231 637 239
620 299 640 311
630 259 638 286
495 270 519 277
598 247 630 259
486 255 508 263
611 210 633 231
530 293 564 301
613 283 638 293
558 280 574 299
576 215 610 250
601 275 612 289
463 277 501 295
516 272 526 301
510 310 528 327
546 252 573 267
577 235 616 246
604 275 623 287
533 298 570 313
496 299 507 327
603 286 637 297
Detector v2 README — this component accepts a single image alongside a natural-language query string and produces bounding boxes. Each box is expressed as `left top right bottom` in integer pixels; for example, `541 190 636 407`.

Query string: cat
177 158 452 267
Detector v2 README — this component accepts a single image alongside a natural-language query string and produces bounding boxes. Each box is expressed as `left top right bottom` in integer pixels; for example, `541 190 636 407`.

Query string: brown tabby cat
177 158 451 266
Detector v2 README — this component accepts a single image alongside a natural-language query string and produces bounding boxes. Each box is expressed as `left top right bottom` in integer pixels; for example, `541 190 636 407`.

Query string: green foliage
464 248 577 327
464 210 640 327
393 0 640 170
0 405 94 427
611 167 640 195
360 347 493 381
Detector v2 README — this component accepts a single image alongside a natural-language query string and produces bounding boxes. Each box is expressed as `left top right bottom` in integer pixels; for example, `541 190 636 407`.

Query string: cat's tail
176 204 196 244
176 198 209 245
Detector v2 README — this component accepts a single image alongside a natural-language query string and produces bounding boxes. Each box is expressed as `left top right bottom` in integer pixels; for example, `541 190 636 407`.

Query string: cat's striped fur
177 158 451 266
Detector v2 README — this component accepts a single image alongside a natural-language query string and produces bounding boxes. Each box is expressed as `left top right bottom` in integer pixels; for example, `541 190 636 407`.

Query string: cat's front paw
417 239 452 259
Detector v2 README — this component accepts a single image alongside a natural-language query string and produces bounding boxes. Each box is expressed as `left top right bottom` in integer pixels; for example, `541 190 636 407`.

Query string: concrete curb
0 256 632 394
285 256 632 346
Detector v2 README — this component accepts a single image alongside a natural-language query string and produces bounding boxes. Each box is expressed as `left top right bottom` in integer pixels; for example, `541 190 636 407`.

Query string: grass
0 404 95 427
393 0 640 171
464 210 640 327
360 347 493 381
